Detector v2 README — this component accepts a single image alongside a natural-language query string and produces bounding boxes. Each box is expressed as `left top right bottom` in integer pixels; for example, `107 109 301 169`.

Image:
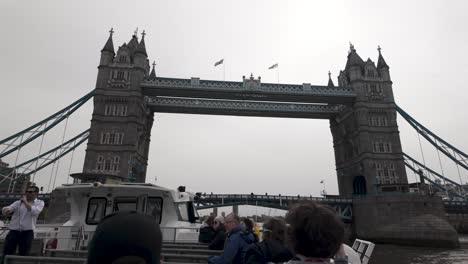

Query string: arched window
353 176 367 195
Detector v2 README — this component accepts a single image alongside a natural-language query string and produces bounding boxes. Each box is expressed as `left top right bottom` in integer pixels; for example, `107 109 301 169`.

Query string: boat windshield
177 202 198 223
85 196 163 225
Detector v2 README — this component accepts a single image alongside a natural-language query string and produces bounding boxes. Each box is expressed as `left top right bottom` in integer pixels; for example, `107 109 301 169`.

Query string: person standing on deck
1 186 44 262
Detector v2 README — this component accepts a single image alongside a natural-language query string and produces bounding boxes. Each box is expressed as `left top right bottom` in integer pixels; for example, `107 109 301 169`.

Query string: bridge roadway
195 193 354 221
0 193 467 222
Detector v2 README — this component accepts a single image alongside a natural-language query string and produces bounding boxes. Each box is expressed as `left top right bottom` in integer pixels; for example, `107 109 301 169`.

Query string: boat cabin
46 182 200 250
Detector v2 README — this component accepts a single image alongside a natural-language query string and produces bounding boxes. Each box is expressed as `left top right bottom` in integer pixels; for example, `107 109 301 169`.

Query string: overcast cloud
0 0 467 198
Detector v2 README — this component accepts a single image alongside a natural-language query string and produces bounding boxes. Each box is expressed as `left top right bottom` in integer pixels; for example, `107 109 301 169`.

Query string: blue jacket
208 225 255 264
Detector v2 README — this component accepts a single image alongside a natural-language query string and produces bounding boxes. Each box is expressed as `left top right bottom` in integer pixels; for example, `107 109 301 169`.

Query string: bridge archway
353 176 367 195
79 32 409 196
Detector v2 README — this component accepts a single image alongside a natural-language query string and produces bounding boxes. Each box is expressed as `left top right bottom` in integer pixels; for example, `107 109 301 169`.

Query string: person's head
87 211 162 264
285 201 344 259
213 216 225 231
240 217 254 232
224 213 240 232
262 217 287 243
205 215 215 227
25 186 39 200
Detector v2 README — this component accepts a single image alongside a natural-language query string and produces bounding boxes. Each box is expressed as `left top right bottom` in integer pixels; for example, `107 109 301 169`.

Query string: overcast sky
0 0 467 198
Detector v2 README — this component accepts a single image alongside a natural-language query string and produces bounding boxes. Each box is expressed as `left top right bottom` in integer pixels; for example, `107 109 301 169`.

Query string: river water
370 241 468 264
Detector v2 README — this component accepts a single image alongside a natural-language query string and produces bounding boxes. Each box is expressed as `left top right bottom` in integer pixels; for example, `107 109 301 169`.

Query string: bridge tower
81 30 154 182
331 44 408 196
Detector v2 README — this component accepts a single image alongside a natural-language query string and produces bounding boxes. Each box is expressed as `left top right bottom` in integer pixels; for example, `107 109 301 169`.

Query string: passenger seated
285 201 348 264
241 217 259 243
244 217 293 264
87 211 162 264
209 216 226 250
199 215 216 243
208 213 255 264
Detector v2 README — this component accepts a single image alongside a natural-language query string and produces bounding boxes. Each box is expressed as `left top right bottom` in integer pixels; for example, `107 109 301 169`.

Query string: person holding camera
1 185 44 261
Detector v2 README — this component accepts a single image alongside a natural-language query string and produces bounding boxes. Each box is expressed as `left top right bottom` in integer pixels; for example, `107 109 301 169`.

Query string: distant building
0 159 31 193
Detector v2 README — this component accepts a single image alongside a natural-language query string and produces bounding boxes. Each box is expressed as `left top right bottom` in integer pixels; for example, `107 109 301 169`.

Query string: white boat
34 182 201 251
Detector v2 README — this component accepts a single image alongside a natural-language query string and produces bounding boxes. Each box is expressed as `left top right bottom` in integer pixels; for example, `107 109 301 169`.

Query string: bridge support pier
233 205 239 216
213 207 218 216
353 195 459 248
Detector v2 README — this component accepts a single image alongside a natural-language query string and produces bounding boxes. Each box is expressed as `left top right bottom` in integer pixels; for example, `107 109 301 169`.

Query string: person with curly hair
285 201 348 264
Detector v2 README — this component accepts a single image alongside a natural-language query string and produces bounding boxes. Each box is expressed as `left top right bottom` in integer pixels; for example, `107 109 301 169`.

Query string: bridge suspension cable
397 105 468 171
403 153 464 198
0 129 90 189
0 90 94 159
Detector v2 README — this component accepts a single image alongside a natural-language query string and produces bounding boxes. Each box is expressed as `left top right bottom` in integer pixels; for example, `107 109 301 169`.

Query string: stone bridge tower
331 44 408 196
81 30 154 183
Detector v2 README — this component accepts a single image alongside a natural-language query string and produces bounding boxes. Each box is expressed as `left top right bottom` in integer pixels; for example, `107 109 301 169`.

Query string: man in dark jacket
208 213 255 264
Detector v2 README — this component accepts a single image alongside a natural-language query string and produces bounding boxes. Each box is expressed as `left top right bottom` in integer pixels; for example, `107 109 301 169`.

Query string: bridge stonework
332 45 408 196
81 33 154 182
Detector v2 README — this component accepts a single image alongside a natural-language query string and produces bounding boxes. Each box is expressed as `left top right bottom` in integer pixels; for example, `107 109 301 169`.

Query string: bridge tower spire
331 44 408 196
80 30 153 183
99 28 115 66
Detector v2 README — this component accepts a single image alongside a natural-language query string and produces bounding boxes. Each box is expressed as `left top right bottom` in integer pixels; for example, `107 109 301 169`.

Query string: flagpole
223 61 225 81
277 64 280 84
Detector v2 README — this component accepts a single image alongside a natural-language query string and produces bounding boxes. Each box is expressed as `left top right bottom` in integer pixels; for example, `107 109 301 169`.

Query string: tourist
207 213 255 264
241 217 259 243
244 217 293 264
1 186 44 262
199 215 216 243
209 215 226 250
87 211 162 264
284 201 348 264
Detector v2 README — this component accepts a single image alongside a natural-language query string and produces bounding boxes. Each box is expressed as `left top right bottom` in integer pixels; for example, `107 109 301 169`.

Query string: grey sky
0 0 466 197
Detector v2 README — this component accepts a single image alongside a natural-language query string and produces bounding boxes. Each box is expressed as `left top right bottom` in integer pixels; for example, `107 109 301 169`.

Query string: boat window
86 198 107 225
113 197 137 212
147 197 163 224
177 203 189 222
177 202 198 223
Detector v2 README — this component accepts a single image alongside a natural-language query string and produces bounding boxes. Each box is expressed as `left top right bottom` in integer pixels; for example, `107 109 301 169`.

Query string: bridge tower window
104 104 128 116
104 159 112 171
100 131 124 145
375 161 398 184
117 71 125 80
112 156 120 171
372 141 392 153
368 113 388 126
96 155 104 171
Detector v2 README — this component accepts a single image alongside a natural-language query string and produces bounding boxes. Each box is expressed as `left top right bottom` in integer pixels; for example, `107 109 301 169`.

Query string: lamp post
320 180 327 197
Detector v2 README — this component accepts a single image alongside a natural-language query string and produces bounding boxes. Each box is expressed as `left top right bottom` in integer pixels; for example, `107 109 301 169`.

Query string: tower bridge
0 30 467 247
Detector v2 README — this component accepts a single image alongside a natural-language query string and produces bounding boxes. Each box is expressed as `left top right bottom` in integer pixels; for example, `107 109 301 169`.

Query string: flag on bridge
214 59 224 67
268 63 278 69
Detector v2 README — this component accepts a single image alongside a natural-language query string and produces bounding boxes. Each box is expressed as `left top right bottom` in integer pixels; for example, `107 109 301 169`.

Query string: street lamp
320 180 327 197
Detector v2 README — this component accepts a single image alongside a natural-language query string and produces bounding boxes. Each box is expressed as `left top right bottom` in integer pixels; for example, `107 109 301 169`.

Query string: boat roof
56 182 172 192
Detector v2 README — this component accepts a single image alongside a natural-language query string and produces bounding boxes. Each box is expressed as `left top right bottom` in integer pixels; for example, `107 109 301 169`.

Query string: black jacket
209 229 226 250
199 226 216 243
244 239 293 264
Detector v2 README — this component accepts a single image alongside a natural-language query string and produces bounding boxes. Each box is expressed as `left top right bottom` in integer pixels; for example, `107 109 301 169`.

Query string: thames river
370 239 468 264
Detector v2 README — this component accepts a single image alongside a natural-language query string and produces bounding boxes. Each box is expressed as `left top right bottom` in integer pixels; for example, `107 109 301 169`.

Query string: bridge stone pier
71 31 460 247
353 195 459 248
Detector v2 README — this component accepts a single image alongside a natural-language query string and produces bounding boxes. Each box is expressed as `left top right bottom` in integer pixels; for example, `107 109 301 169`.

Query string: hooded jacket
244 239 293 264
